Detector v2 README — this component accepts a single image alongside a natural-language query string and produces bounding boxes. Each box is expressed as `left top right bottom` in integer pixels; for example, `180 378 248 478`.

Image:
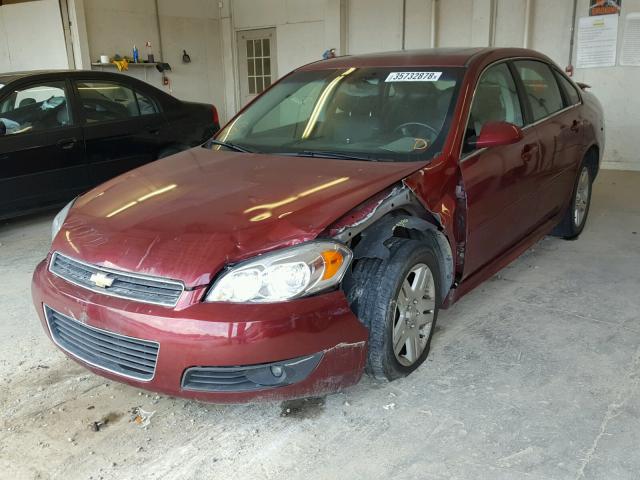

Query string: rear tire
552 163 592 240
346 238 441 381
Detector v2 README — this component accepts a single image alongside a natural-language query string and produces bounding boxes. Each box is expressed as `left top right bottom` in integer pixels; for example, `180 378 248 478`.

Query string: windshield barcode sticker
385 72 442 82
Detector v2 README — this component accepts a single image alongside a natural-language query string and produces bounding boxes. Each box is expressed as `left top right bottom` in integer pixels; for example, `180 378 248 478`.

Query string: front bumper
31 259 368 403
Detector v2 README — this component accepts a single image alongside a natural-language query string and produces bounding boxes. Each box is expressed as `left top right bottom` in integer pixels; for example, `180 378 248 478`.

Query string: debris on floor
130 407 156 427
280 397 326 418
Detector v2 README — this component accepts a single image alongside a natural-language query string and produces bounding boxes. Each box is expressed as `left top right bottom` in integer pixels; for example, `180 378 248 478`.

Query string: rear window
76 80 140 123
514 60 564 123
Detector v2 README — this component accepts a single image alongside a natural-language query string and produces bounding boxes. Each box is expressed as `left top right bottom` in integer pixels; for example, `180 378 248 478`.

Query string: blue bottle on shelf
133 45 139 63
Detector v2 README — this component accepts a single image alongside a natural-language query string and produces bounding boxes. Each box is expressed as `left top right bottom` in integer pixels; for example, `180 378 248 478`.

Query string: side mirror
475 121 523 149
0 120 6 136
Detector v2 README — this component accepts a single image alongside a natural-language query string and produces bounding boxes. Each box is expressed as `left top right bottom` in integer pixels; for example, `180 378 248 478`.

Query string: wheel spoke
394 328 409 355
406 331 420 363
411 266 430 294
393 313 405 340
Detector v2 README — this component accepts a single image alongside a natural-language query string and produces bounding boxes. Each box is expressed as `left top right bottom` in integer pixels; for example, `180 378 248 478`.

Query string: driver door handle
521 143 539 160
57 138 77 150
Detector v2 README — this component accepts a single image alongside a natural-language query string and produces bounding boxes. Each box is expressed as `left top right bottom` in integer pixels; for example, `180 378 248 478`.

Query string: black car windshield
214 67 463 162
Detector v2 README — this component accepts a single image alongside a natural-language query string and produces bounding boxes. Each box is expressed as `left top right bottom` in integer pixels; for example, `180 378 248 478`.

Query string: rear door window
75 81 140 123
0 81 71 135
513 60 564 122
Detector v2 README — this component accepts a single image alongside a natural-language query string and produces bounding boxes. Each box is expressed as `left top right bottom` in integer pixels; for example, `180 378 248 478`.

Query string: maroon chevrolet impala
32 48 604 403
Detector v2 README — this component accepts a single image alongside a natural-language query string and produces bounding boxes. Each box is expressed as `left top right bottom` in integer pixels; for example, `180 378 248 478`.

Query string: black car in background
0 70 220 220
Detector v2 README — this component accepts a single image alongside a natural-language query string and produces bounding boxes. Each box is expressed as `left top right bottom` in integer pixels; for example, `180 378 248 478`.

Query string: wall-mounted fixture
182 50 191 63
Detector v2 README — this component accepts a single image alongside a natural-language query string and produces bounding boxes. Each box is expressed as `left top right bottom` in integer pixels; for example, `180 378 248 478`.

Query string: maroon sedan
32 48 604 403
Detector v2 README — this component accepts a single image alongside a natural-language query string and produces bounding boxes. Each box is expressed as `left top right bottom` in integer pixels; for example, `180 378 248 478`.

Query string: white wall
0 0 70 73
83 0 226 120
231 0 327 78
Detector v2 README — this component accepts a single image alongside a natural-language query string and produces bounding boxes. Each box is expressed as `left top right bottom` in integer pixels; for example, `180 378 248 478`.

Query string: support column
470 0 495 47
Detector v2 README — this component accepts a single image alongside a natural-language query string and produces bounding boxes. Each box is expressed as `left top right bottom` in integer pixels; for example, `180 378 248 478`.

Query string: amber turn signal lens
321 250 344 280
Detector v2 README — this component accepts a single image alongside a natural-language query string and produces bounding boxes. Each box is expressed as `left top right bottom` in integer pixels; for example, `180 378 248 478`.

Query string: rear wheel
552 163 592 239
347 238 441 381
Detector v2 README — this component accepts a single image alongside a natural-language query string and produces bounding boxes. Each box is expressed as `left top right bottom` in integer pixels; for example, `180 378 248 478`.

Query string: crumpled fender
351 214 454 301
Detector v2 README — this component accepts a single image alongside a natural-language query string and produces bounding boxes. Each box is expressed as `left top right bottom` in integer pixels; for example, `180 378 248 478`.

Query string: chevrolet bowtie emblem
89 271 114 288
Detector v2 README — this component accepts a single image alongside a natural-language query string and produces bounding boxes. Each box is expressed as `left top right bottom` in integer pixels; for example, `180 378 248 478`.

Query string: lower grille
44 305 159 381
182 353 322 392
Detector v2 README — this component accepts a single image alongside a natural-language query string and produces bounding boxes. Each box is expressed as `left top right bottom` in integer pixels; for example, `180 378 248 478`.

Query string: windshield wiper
276 150 378 162
206 139 254 153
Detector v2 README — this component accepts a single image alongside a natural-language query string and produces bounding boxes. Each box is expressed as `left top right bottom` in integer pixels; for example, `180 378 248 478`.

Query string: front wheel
552 163 592 239
347 238 441 381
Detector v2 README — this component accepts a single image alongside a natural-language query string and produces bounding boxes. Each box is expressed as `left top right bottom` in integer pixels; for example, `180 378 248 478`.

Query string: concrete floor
0 170 638 480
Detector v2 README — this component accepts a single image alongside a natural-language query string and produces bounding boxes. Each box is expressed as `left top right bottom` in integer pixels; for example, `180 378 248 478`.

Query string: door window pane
254 39 262 56
0 81 70 135
514 60 564 122
465 63 523 150
76 81 140 123
263 38 270 56
554 71 581 106
246 40 254 57
136 91 159 115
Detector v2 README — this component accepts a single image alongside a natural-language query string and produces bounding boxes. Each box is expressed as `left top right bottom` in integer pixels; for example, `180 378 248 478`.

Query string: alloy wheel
574 166 590 227
392 263 436 367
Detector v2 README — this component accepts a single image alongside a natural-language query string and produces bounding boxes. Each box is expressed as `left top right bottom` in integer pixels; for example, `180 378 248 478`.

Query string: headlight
206 241 352 303
51 199 75 241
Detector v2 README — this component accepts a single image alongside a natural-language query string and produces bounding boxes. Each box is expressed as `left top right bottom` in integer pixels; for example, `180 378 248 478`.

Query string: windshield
215 67 463 162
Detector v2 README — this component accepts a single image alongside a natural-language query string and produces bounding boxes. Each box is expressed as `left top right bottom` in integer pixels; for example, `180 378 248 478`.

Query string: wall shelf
91 62 158 67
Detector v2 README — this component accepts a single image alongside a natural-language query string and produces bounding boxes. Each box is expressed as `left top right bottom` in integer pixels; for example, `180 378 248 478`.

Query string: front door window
0 82 71 135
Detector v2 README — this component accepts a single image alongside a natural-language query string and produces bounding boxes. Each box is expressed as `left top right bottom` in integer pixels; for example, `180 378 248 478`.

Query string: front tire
552 163 592 239
347 238 441 381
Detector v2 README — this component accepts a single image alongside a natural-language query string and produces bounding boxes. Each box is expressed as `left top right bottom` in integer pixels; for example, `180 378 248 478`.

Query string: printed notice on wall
576 15 619 68
621 13 640 66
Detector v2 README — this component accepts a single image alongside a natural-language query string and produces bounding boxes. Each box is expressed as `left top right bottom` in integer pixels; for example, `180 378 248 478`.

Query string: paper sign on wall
621 13 640 66
576 15 619 68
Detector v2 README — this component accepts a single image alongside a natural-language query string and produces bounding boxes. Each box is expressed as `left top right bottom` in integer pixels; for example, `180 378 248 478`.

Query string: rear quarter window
554 71 581 106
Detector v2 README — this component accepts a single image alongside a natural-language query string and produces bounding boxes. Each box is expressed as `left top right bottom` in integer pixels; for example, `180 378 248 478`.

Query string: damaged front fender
326 184 455 300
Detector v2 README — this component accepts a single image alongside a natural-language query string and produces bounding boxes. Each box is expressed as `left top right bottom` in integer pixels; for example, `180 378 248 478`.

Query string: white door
237 28 277 107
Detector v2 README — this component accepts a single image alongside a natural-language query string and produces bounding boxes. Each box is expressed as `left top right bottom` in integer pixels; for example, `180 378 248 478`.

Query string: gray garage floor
0 170 638 480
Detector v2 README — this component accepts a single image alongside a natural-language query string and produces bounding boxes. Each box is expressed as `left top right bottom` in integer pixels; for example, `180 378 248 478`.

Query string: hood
55 148 425 287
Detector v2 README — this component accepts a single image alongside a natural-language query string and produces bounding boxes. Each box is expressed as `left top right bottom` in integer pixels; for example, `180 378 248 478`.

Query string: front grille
49 252 184 307
182 353 323 392
45 305 159 381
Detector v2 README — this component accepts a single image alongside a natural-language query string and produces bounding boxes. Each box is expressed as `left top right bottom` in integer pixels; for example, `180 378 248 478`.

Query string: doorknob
57 138 77 150
521 143 539 160
570 120 580 133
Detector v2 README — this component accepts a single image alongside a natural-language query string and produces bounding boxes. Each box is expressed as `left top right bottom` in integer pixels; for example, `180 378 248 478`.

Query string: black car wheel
347 238 441 381
552 163 593 240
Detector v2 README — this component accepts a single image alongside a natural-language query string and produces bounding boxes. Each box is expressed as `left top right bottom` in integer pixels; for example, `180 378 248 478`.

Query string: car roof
298 47 548 70
0 69 157 87
0 69 72 83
